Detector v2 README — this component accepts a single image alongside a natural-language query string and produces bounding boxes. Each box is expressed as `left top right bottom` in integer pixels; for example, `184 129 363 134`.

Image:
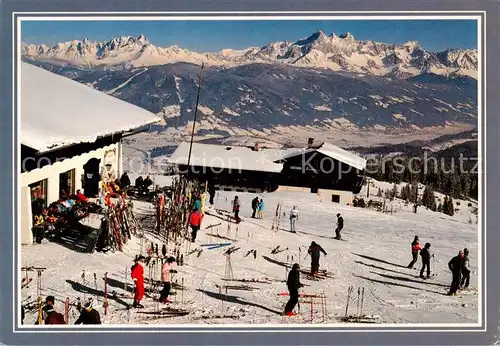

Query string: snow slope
20 183 478 326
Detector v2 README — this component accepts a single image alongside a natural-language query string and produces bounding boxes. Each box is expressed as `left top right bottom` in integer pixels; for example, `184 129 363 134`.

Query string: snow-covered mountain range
22 31 478 79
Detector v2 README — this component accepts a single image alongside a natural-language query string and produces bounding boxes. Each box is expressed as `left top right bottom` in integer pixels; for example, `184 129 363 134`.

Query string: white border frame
14 11 485 333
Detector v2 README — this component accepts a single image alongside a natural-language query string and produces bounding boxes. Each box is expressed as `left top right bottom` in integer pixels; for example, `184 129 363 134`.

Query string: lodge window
331 194 340 203
29 179 47 217
59 169 75 199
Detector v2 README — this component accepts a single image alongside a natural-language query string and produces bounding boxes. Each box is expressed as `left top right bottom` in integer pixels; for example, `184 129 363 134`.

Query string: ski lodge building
20 62 160 245
168 139 366 204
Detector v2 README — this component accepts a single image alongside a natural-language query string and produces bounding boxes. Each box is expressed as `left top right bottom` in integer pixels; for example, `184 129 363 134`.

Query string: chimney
254 142 260 151
307 138 314 148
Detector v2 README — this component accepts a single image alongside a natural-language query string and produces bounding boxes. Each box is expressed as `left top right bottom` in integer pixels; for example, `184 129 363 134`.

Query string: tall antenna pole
186 63 205 179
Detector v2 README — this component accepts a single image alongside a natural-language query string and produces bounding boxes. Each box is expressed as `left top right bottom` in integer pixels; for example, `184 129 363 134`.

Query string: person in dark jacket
75 299 101 324
308 241 327 276
447 250 465 295
233 196 241 222
407 236 421 269
251 196 259 218
135 176 144 190
119 172 131 188
143 176 153 192
208 185 216 206
284 263 304 316
460 248 471 289
334 213 344 240
419 242 432 279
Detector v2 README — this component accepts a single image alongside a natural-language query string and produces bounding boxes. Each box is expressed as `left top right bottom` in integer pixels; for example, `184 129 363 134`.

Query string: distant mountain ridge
23 59 477 147
22 31 478 79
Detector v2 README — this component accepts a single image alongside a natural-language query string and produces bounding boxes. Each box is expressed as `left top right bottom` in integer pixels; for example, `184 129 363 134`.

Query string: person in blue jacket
258 199 265 219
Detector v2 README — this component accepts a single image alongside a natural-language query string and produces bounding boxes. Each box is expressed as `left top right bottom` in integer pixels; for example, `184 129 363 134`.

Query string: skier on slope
447 250 465 296
233 196 241 223
251 196 260 219
407 236 421 269
74 298 101 324
419 242 432 279
460 248 471 290
189 208 203 242
208 185 216 207
289 206 299 233
284 263 304 316
131 255 146 308
160 256 177 303
334 213 344 240
308 241 327 277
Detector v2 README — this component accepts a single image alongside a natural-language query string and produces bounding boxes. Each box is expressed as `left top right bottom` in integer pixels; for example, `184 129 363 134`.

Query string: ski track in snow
107 68 148 94
21 180 479 326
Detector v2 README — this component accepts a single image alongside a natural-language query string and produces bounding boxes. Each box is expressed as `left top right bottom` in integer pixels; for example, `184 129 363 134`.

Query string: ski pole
94 273 99 303
82 270 86 303
360 287 365 317
65 297 69 324
310 297 313 323
356 287 360 317
103 272 108 316
345 285 353 317
124 267 127 291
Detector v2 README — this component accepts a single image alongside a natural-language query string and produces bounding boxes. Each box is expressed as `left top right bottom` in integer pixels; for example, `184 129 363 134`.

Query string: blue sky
22 20 478 52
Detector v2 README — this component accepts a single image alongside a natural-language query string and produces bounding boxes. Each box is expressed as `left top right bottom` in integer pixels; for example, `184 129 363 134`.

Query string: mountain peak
295 30 329 46
339 32 355 40
403 40 421 50
137 33 148 43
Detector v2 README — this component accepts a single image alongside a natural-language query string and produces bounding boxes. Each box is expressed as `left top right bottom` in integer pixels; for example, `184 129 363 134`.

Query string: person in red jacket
131 255 146 308
407 236 422 269
190 209 203 242
76 189 88 203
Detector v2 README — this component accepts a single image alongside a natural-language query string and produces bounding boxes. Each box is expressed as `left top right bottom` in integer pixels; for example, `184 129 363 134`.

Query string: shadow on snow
197 289 283 316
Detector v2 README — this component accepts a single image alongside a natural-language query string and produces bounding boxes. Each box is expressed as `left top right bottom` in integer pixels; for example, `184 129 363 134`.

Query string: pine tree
422 185 437 211
391 183 398 200
447 196 455 216
442 196 448 214
442 195 455 216
409 182 418 203
400 183 411 201
451 174 463 199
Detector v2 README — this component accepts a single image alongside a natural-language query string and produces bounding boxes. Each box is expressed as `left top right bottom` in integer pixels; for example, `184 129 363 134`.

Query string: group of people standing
130 254 178 308
251 196 265 219
30 295 101 325
283 240 328 316
407 236 471 295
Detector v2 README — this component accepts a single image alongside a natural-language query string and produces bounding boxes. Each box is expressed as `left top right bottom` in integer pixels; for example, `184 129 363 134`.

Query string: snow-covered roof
21 62 161 153
168 142 285 173
168 141 366 173
277 142 366 170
